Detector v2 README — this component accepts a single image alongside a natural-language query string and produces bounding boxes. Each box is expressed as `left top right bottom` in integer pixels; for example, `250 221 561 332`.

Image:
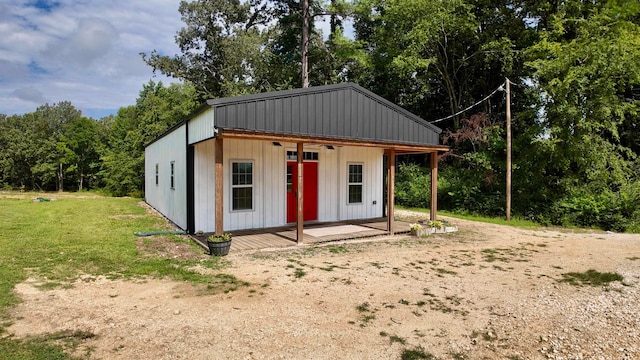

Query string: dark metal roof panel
208 83 441 146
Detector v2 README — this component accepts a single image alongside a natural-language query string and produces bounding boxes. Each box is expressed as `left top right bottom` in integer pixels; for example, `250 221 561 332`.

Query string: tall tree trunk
301 0 309 88
58 162 64 192
329 0 338 43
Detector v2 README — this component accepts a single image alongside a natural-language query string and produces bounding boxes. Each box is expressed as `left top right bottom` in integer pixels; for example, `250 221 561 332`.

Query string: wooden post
296 142 304 243
387 149 395 235
215 137 224 235
506 78 511 221
430 152 438 221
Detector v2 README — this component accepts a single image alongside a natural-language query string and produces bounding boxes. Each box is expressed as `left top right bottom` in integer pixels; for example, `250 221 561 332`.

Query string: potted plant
207 233 232 256
426 219 458 233
409 223 425 237
428 220 445 231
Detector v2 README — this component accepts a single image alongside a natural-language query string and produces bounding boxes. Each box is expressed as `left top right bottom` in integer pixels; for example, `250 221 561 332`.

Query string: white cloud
0 0 184 117
0 59 29 81
11 86 46 103
0 1 355 118
42 17 119 68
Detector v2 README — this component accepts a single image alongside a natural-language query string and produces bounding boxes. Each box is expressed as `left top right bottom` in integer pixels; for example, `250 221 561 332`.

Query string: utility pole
506 78 511 221
301 0 309 88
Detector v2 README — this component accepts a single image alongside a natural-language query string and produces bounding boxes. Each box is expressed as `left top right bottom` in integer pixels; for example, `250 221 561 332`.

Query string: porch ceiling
219 129 449 154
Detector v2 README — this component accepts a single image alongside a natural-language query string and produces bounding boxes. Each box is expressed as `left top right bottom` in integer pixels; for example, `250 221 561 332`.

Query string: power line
429 81 506 124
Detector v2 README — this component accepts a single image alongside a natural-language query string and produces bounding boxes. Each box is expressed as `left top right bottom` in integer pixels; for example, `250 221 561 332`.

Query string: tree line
1 0 639 231
0 82 199 196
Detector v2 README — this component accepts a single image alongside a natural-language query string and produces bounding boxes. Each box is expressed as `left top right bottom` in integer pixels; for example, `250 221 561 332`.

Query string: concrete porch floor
191 217 411 253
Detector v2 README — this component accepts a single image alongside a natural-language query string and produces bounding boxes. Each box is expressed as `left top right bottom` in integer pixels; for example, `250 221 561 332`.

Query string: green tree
0 102 100 191
142 0 354 96
100 81 199 196
349 0 535 130
142 0 274 98
525 0 640 228
58 117 102 191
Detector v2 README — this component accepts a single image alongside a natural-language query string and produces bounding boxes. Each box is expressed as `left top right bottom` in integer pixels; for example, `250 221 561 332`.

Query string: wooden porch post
215 137 224 235
387 148 395 235
430 151 438 221
296 142 304 244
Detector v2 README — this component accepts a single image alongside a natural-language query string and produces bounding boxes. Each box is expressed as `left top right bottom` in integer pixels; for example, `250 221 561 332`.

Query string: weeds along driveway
7 215 640 360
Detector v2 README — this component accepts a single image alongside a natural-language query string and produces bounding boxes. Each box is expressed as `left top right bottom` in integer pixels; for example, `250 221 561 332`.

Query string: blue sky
0 0 186 118
0 1 345 119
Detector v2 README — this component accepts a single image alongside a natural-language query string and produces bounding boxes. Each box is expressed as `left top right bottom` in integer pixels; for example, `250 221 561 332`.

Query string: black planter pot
207 240 232 256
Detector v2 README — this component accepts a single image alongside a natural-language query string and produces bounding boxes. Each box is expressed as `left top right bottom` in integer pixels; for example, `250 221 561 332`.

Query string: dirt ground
7 212 640 360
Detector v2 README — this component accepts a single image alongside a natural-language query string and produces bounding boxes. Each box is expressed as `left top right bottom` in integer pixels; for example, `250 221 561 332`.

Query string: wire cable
429 81 506 124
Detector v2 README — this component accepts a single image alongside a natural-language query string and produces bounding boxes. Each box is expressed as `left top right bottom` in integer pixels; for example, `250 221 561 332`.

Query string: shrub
395 163 431 208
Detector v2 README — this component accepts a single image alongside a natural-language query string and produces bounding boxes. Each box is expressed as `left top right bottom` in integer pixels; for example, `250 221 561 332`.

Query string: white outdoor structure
145 83 446 241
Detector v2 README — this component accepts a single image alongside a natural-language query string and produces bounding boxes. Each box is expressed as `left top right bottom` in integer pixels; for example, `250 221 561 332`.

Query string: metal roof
207 83 442 146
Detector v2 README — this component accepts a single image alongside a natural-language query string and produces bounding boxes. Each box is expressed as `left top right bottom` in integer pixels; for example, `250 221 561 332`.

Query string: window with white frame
231 161 253 211
155 163 159 186
170 161 175 189
348 163 363 204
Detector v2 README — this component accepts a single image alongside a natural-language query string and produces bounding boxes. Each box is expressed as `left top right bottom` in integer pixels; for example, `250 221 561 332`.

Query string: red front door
287 161 318 223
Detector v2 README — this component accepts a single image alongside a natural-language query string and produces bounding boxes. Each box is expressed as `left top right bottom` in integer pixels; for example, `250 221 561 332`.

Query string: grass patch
355 301 377 327
328 245 349 253
356 302 371 312
360 314 376 326
204 274 250 294
480 247 532 263
395 205 540 229
0 195 233 356
389 335 406 345
293 268 307 278
433 268 457 276
0 330 96 359
559 270 624 286
400 346 437 360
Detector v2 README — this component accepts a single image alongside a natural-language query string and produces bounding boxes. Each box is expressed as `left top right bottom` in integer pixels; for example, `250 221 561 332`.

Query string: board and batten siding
145 124 187 229
190 139 383 232
192 138 287 233
193 140 216 232
338 146 384 221
188 109 215 145
223 139 286 231
317 145 339 222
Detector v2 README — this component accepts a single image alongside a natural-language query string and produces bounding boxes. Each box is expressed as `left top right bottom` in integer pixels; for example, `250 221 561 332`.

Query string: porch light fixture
325 145 335 150
272 142 282 147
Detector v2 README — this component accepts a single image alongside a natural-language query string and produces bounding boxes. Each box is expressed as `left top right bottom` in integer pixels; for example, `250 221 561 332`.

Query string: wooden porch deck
191 218 411 253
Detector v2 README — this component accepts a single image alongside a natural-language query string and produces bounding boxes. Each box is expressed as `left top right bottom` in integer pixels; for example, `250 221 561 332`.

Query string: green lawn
0 195 223 359
395 205 542 229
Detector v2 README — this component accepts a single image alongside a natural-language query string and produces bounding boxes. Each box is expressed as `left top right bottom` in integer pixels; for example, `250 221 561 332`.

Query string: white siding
193 139 216 232
261 141 286 228
188 109 215 145
188 139 384 232
145 125 187 229
317 145 339 222
338 146 384 220
223 139 286 231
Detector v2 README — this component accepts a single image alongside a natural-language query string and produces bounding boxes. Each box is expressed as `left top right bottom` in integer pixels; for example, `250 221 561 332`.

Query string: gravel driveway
8 213 640 359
